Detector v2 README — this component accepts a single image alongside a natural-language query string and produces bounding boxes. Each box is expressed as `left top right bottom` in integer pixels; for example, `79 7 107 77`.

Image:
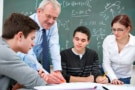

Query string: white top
102 34 135 81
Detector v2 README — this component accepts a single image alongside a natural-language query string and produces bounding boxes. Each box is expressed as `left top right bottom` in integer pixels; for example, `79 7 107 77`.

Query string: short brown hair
2 13 39 39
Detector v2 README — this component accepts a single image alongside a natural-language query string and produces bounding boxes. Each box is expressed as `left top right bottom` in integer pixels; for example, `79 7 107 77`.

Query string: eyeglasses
112 28 125 32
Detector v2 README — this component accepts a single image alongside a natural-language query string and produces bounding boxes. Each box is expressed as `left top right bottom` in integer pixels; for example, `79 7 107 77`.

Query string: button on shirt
17 13 61 72
102 34 135 81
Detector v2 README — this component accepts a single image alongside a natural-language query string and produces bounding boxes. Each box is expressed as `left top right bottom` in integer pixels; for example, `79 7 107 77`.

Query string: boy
0 13 46 90
61 26 108 83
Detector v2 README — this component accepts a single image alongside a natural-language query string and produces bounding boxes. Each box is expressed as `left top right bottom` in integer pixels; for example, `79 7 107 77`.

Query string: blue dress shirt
17 13 62 73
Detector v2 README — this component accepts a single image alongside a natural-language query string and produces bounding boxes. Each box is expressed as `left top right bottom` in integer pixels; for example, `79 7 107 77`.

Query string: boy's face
18 30 36 53
73 32 89 53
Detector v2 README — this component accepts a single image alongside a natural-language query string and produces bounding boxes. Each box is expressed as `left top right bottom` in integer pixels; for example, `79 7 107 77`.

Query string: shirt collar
128 34 135 46
33 13 43 31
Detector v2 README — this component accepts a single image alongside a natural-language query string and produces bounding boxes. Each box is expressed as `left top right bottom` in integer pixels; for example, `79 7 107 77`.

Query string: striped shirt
61 48 103 82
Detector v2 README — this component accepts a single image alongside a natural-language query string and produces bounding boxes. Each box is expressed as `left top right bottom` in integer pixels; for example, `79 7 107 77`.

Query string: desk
34 82 135 90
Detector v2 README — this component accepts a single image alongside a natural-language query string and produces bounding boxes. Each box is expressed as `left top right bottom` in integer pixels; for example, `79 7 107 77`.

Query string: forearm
50 46 62 71
69 75 94 82
70 76 87 82
103 62 117 81
103 49 117 81
49 23 62 71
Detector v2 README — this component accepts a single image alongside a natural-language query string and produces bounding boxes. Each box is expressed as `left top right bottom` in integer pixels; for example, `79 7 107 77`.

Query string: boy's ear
15 31 24 41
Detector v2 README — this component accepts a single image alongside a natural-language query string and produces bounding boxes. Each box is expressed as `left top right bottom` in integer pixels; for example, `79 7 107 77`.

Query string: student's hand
38 69 66 84
111 79 124 85
46 71 66 84
86 75 94 82
38 69 48 81
96 76 108 84
12 83 23 90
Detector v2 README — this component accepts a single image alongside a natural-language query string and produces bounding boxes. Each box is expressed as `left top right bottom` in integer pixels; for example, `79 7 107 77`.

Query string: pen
103 72 108 77
93 86 97 90
102 86 109 90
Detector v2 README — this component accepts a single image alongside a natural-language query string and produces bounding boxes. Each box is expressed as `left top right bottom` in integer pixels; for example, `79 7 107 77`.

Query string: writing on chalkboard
62 0 92 17
100 1 124 20
57 20 70 31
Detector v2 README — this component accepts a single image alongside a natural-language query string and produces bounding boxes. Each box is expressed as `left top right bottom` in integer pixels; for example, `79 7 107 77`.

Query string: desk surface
34 82 135 90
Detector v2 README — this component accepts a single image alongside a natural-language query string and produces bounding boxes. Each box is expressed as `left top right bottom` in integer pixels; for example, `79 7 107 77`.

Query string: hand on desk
12 83 23 90
12 70 65 90
86 75 94 82
69 75 94 82
96 76 108 84
111 79 124 85
38 69 66 84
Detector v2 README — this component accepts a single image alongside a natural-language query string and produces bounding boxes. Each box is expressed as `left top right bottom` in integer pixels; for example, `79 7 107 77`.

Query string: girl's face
112 22 130 40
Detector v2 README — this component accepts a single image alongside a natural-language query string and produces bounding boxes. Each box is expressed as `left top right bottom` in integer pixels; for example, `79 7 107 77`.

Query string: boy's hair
73 26 91 40
2 13 39 39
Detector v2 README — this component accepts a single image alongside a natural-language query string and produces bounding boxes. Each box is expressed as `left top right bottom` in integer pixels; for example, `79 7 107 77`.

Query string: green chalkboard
3 0 135 64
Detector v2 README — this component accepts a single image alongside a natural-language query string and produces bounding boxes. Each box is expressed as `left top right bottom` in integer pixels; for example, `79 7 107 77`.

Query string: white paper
34 82 135 90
